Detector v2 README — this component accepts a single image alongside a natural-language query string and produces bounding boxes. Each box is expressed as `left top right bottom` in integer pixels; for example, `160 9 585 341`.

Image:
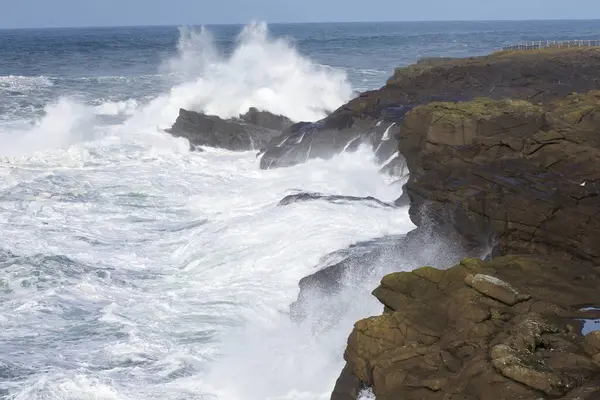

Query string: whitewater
0 22 416 399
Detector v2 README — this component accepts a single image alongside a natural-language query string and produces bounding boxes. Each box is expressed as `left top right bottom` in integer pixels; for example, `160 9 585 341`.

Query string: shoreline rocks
334 256 600 400
167 107 292 151
259 47 600 170
284 48 600 399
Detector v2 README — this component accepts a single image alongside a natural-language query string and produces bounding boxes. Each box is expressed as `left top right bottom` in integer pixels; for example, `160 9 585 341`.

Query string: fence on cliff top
503 40 600 51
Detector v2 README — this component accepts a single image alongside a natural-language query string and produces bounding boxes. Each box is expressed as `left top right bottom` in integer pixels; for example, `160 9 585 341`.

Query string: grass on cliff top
412 98 543 123
492 46 600 57
388 47 600 85
549 90 600 126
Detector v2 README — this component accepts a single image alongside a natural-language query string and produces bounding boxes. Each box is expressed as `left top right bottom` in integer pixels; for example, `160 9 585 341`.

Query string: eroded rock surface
401 92 600 264
335 256 600 399
288 49 600 399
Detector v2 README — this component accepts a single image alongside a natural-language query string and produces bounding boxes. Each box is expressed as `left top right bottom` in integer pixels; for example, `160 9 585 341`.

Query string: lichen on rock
334 256 600 399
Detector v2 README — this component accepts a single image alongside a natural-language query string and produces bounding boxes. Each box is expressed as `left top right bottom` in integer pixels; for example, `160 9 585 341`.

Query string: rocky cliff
292 48 600 399
259 47 600 171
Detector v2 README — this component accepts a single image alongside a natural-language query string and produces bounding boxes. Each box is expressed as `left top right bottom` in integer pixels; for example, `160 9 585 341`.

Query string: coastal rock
259 116 404 169
334 256 600 399
239 107 293 131
167 108 291 151
401 91 600 264
278 192 396 209
290 228 481 323
291 49 600 399
261 47 600 169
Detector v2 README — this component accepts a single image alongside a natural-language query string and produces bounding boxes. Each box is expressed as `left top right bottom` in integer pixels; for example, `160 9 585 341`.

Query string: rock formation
167 107 292 151
284 48 600 399
278 192 397 209
401 92 600 264
333 256 600 399
259 47 600 170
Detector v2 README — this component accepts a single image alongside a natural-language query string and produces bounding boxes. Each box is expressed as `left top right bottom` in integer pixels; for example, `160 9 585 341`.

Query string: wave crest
140 21 354 126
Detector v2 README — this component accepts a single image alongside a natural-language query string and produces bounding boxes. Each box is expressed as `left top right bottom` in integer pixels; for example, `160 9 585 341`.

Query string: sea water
1 20 600 400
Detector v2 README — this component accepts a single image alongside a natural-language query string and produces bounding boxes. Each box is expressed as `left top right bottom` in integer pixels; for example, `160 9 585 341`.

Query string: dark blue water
2 20 600 121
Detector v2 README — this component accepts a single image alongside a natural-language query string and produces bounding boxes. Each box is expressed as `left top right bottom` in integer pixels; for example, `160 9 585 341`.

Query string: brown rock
333 256 600 399
584 331 600 356
401 92 600 265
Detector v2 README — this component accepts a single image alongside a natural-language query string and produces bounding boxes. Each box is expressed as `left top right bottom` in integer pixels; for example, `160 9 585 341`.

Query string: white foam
93 99 140 116
136 22 353 127
0 23 354 159
0 97 100 157
1 141 417 400
0 22 417 400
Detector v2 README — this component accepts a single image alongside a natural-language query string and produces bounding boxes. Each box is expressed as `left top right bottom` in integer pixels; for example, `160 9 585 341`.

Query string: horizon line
1 18 599 31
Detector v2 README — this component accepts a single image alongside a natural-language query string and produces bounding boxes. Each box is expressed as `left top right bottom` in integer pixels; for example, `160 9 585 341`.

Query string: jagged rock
288 49 600 399
167 108 290 151
334 256 600 399
290 229 481 324
259 118 403 169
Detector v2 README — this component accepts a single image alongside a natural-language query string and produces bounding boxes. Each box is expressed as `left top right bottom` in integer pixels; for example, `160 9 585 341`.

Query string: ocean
1 20 599 400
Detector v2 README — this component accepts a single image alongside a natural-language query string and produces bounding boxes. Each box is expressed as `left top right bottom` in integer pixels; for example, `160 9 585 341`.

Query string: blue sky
2 0 600 29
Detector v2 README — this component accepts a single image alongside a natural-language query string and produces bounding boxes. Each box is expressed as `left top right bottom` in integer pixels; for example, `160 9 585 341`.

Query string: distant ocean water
1 20 599 400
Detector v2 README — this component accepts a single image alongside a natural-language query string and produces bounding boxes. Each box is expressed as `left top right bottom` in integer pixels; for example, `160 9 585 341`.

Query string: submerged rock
167 108 292 151
278 192 396 209
334 256 600 399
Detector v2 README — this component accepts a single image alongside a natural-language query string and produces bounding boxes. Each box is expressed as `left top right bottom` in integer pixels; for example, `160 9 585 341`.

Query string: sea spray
138 21 354 127
1 23 404 400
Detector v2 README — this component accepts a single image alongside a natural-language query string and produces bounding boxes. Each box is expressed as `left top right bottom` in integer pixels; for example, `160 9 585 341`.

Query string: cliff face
401 92 600 263
320 49 600 400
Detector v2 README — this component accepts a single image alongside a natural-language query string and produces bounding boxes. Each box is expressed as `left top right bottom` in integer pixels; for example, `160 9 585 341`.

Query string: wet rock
378 154 408 179
290 228 479 323
238 107 293 131
278 192 396 209
259 118 394 169
167 108 287 151
289 49 600 399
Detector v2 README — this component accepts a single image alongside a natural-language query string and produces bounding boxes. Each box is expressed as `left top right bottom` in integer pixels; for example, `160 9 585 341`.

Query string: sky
2 0 600 29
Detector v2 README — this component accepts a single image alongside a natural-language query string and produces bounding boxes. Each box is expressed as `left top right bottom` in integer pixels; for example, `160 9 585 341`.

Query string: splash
0 98 99 157
137 22 354 127
0 22 354 157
